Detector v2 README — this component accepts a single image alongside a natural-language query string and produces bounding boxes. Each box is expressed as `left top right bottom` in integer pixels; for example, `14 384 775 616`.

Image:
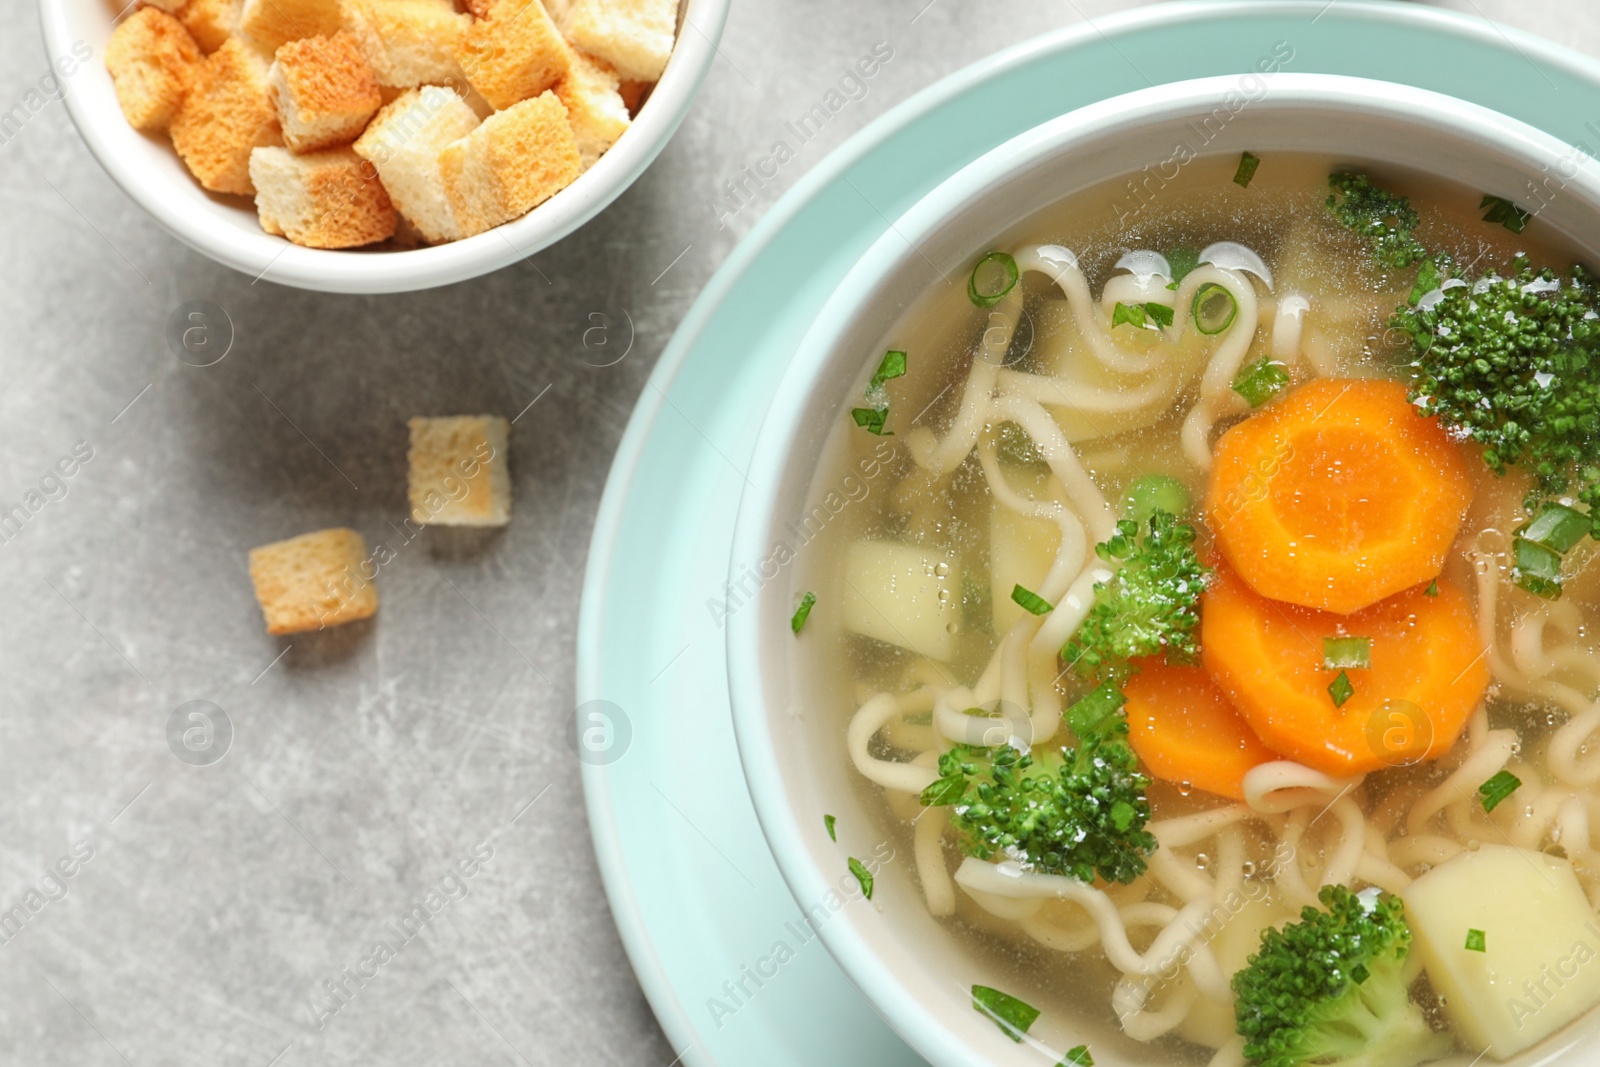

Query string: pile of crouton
104 0 673 249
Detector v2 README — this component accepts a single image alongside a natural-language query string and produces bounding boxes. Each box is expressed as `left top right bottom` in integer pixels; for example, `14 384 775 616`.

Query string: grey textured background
0 0 1594 1064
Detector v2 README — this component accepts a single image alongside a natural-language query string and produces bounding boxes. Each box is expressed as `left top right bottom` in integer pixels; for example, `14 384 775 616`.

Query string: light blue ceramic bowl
728 74 1600 1067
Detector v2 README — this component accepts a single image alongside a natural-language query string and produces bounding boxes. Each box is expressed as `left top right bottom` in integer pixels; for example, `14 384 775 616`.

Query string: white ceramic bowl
37 0 728 293
728 74 1600 1067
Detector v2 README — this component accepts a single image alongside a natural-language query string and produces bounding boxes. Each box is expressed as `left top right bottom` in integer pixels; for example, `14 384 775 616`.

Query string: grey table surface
0 0 1595 1064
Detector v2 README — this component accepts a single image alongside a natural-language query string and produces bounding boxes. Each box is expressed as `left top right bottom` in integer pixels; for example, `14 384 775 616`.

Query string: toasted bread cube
561 0 675 82
269 31 381 151
456 0 570 111
105 9 202 133
352 85 478 243
177 0 240 52
249 145 396 247
339 0 470 87
439 91 578 237
556 50 627 170
239 0 341 50
170 37 282 193
248 528 377 635
140 0 188 12
406 416 511 526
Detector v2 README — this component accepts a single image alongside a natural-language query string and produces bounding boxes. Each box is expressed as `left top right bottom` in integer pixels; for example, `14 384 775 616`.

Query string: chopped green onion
1233 357 1290 407
1123 474 1191 523
1192 283 1238 335
1513 536 1564 599
1144 302 1175 328
1066 679 1127 738
823 813 837 840
1061 1047 1095 1067
1328 670 1355 708
791 591 817 634
1166 247 1200 288
1233 151 1261 188
851 407 891 435
1323 636 1372 670
1111 302 1148 329
1465 928 1487 953
1481 194 1531 234
1011 584 1053 616
1520 502 1593 553
869 349 907 391
1478 770 1523 813
969 251 1019 308
971 985 1040 1042
847 857 873 900
1425 579 1439 596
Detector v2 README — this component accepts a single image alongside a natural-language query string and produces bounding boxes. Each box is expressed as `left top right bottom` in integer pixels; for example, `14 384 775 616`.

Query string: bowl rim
36 0 731 294
727 71 1600 1067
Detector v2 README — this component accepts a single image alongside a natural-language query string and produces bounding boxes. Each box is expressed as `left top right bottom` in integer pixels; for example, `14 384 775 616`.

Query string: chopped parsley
1144 301 1175 328
1425 579 1439 597
1322 636 1372 670
869 349 907 390
1060 1046 1095 1067
971 985 1040 1042
1328 670 1355 708
852 349 907 436
790 591 817 634
1465 928 1487 953
1233 357 1290 407
1234 150 1261 188
1478 770 1523 813
850 407 890 435
847 857 873 900
1010 584 1053 616
1111 301 1173 330
823 813 837 841
1480 194 1531 234
1166 247 1200 287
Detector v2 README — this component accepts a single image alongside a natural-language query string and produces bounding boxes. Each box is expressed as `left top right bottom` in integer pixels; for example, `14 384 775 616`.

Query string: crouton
352 85 479 243
249 145 396 247
170 37 282 193
239 0 342 50
339 0 470 88
269 31 381 151
177 0 240 52
105 9 202 133
555 50 627 170
456 0 570 111
248 527 377 635
140 0 189 13
406 416 511 526
439 91 579 237
560 0 676 82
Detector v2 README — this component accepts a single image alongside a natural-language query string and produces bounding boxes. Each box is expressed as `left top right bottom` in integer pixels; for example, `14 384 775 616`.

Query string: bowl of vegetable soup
728 73 1600 1067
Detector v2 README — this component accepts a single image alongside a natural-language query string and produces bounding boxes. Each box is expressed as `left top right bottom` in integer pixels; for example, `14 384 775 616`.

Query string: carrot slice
1123 658 1279 800
1200 565 1489 775
1206 378 1472 614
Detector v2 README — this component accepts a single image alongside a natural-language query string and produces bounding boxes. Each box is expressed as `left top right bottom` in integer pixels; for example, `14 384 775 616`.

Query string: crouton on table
247 527 377 635
406 416 511 526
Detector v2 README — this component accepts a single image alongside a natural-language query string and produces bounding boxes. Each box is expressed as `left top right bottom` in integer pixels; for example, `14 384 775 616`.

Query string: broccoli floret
1327 172 1429 269
1234 885 1451 1067
1061 510 1209 680
919 683 1156 884
1396 256 1600 511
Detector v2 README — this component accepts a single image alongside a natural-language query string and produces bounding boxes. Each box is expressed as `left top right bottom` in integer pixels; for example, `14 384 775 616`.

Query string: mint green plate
577 4 1600 1064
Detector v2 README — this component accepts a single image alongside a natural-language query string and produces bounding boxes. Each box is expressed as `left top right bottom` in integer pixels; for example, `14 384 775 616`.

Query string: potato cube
841 541 959 661
248 528 377 634
406 416 511 526
1403 844 1600 1058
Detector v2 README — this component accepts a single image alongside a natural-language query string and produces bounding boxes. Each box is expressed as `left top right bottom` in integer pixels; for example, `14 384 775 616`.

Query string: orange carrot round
1200 565 1489 775
1206 378 1472 614
1123 658 1279 800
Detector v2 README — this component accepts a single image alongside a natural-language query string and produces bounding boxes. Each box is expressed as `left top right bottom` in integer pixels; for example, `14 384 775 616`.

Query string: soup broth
794 152 1600 1066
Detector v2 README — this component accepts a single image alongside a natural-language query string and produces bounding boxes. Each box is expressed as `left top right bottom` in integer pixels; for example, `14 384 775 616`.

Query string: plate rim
577 2 1600 1062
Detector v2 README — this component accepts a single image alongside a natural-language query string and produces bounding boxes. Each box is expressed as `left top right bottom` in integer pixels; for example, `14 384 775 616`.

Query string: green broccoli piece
1327 172 1429 269
1233 885 1451 1067
919 683 1156 884
1062 510 1209 680
1394 254 1600 512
